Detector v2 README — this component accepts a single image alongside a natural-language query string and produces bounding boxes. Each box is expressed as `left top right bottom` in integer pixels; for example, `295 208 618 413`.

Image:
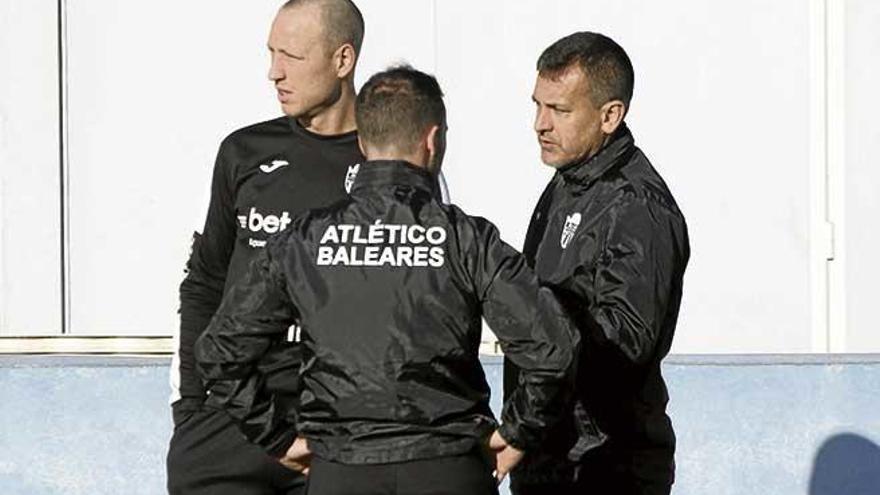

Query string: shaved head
282 0 364 55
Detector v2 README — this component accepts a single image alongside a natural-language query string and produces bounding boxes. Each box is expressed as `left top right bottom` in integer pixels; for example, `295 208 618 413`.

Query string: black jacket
196 160 580 464
174 116 363 424
505 125 690 486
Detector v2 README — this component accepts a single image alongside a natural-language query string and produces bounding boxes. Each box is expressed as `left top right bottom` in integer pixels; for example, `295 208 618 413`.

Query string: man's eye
275 49 304 60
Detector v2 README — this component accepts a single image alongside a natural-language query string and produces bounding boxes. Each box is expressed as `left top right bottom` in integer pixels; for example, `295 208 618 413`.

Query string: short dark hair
283 0 364 55
356 65 446 153
537 31 634 110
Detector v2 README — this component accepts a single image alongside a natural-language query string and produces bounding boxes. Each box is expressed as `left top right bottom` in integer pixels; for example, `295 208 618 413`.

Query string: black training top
174 116 364 422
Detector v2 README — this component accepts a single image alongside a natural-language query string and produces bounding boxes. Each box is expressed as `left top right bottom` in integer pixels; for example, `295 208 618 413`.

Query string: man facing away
505 32 690 495
195 65 581 495
167 1 365 494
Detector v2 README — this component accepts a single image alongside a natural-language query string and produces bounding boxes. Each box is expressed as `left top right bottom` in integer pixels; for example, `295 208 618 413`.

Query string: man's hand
487 430 524 484
279 436 312 475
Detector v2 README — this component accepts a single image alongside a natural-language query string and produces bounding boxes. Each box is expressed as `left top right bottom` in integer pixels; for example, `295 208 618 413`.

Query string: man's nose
534 108 552 133
268 55 283 81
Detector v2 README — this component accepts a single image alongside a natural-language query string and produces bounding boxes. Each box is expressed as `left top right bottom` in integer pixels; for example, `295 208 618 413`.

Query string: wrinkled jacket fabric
506 125 690 486
196 160 580 464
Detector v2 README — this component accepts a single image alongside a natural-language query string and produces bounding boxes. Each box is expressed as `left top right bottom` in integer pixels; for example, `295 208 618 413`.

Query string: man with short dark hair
167 1 365 494
195 65 580 495
505 32 690 495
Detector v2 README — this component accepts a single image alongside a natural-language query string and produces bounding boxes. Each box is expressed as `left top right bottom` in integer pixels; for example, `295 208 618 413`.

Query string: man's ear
600 100 626 135
357 135 367 157
425 124 441 161
334 43 357 79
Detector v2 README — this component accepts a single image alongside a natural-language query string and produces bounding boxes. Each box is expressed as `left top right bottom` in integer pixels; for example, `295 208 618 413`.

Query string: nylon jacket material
174 116 362 424
196 160 580 464
505 125 690 486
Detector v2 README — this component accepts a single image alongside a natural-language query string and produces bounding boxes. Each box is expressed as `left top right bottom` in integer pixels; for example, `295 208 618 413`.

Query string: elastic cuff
497 422 530 452
265 427 299 458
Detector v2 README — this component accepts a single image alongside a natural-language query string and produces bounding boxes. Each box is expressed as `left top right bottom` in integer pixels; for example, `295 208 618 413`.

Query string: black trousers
510 448 673 495
305 451 499 495
511 478 670 495
166 407 305 495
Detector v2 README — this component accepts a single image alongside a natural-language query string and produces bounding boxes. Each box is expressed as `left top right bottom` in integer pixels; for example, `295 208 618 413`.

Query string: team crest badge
344 163 361 193
560 212 582 249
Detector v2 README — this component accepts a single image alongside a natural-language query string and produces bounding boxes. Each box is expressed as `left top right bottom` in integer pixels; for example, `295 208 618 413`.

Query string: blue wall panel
0 358 173 495
1 356 879 494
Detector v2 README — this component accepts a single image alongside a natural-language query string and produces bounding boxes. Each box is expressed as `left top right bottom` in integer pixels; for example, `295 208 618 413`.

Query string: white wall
1 0 877 353
0 0 62 335
65 0 281 335
844 0 880 351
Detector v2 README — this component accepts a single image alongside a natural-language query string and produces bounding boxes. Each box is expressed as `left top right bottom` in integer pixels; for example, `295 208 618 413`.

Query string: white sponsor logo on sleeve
237 207 292 234
237 207 292 248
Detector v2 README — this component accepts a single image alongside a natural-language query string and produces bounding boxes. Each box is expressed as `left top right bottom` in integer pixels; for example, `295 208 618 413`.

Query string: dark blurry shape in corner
809 433 880 495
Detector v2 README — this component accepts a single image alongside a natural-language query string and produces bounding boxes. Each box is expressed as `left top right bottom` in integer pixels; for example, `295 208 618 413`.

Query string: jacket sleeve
470 220 580 451
173 140 237 423
194 237 299 457
576 199 685 366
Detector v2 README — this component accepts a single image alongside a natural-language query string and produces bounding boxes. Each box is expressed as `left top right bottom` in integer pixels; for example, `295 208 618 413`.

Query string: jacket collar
351 160 440 198
558 124 636 187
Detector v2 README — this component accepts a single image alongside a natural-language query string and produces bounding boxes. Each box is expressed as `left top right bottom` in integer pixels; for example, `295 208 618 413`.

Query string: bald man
167 2 365 494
